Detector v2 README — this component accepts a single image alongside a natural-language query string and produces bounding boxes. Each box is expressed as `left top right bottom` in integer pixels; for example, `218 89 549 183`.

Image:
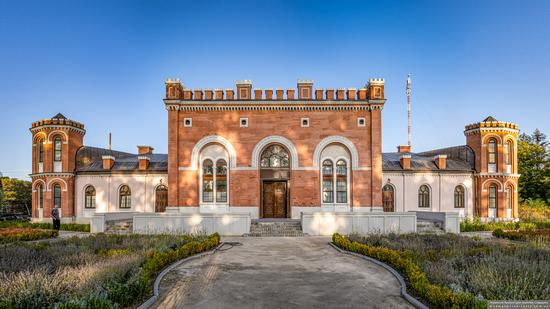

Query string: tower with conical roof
465 116 519 219
29 113 85 221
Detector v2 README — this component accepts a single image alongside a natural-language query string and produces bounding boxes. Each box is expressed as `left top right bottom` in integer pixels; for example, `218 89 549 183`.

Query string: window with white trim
201 158 228 203
119 185 131 209
487 138 497 173
321 158 349 204
454 185 465 208
322 160 333 203
53 136 62 162
85 185 96 209
37 185 43 209
488 184 497 209
418 185 430 208
53 184 62 208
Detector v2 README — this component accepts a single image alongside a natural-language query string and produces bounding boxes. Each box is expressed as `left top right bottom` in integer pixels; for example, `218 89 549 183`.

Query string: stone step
246 220 306 237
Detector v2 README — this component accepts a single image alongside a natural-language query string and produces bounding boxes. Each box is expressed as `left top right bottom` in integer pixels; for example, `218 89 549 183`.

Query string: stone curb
328 242 428 309
137 243 224 309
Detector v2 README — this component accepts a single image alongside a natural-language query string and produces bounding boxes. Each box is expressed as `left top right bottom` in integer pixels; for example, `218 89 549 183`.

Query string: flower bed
0 220 90 232
493 228 550 245
333 233 485 308
0 233 220 308
0 227 58 243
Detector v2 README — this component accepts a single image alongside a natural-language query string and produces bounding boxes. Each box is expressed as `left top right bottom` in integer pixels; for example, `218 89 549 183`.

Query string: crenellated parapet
163 78 385 103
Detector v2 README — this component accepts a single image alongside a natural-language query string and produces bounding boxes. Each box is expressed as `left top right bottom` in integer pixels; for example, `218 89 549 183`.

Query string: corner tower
30 113 85 221
465 116 519 219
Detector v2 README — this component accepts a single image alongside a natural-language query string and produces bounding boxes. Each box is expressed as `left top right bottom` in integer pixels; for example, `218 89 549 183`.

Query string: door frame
260 180 290 219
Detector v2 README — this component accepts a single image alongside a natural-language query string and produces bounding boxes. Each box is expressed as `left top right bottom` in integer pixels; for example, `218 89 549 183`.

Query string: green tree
0 177 32 215
518 129 550 202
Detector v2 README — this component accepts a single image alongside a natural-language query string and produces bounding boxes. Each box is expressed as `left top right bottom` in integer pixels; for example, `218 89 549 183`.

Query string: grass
0 233 220 308
0 220 90 232
0 227 58 243
344 233 550 303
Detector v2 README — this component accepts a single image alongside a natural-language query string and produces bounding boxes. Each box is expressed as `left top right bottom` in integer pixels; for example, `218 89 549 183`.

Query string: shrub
519 199 550 222
493 228 550 245
0 227 57 243
333 233 486 308
0 220 90 232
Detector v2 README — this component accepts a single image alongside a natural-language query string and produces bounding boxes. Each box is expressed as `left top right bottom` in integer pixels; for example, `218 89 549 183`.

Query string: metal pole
406 74 412 147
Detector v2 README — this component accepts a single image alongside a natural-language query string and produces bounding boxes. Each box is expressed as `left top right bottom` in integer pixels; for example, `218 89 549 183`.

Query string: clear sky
1 0 549 179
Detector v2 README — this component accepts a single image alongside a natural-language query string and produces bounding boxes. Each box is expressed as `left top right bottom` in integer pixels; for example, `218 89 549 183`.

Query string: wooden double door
262 181 288 218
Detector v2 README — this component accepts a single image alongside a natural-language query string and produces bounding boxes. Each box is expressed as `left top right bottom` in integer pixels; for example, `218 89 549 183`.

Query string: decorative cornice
464 127 519 136
476 173 520 178
30 125 86 135
164 100 384 112
30 172 75 178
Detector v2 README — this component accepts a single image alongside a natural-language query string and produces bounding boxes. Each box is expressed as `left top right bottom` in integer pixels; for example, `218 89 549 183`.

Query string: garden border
328 242 427 309
137 242 224 309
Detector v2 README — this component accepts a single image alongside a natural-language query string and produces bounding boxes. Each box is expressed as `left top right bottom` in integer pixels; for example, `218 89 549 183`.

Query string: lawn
336 233 550 308
0 233 220 308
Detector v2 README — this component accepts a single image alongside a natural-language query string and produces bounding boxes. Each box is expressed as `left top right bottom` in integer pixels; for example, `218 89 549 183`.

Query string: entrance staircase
246 219 306 237
416 219 445 234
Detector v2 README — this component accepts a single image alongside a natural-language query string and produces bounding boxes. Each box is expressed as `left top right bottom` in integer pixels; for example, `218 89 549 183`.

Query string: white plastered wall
75 173 168 219
382 172 474 218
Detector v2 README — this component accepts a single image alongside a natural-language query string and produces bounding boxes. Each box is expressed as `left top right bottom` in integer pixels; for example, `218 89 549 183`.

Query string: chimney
325 88 335 100
236 80 252 99
265 89 273 100
297 80 313 99
400 154 411 170
204 89 213 100
397 145 411 153
214 88 224 100
434 154 447 170
254 88 263 100
276 89 284 100
226 88 234 100
286 89 295 100
137 145 154 155
165 78 183 100
315 89 324 100
138 155 150 170
102 155 115 170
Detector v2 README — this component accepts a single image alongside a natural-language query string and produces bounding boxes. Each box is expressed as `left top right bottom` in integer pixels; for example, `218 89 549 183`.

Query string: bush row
0 227 58 243
332 233 487 309
460 218 550 232
0 220 90 232
493 228 550 242
54 233 221 309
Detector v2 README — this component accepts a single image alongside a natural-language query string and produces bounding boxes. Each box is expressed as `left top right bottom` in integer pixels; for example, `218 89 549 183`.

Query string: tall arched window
53 184 62 208
119 185 131 209
488 184 497 209
53 136 62 162
382 184 394 212
260 145 289 168
454 185 465 208
37 184 43 209
487 138 497 173
505 140 513 172
37 139 44 164
85 186 96 209
202 159 214 202
336 160 347 203
216 159 227 203
506 186 513 210
418 185 430 208
322 160 334 203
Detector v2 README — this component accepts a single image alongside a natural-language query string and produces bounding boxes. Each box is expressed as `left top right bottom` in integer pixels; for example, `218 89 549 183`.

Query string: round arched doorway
260 144 290 218
382 184 394 212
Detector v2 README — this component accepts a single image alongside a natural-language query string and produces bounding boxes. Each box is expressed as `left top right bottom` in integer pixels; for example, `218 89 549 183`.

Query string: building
29 79 519 234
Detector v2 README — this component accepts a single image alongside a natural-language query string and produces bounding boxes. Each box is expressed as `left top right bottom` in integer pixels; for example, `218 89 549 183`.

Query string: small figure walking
51 207 60 230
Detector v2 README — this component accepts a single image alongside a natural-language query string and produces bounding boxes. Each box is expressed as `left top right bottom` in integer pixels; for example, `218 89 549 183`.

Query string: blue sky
1 0 549 179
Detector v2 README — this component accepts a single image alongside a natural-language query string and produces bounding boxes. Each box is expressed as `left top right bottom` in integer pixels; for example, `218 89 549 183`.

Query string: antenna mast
406 74 412 147
109 133 112 150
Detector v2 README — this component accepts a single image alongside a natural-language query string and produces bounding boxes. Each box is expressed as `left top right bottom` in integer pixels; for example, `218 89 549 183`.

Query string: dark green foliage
0 220 90 232
518 130 550 202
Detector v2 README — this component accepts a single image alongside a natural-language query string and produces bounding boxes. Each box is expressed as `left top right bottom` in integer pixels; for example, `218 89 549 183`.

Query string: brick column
370 108 383 208
167 110 179 207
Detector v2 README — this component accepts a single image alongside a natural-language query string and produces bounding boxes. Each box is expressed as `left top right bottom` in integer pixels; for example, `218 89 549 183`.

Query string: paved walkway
153 237 413 309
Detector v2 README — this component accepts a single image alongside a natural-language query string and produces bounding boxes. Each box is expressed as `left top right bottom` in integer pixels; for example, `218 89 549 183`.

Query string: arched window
382 184 394 212
418 185 430 208
155 185 168 212
119 185 131 209
505 140 513 172
488 184 497 209
202 159 214 202
84 186 96 209
37 185 43 209
454 185 465 208
53 184 62 208
487 138 497 173
322 160 334 203
506 186 513 210
37 139 44 163
53 136 62 162
260 145 289 168
216 159 227 203
336 160 347 203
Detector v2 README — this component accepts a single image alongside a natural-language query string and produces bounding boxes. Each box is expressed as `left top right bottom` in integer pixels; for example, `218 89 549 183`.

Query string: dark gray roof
483 116 497 122
383 145 474 172
75 146 167 173
52 113 67 119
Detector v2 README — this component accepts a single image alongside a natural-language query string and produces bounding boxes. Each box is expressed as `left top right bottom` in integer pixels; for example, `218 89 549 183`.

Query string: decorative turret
465 116 519 220
29 113 85 221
